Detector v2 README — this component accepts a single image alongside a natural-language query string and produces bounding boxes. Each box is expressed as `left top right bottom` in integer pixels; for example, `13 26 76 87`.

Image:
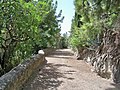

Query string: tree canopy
69 0 120 49
0 0 64 76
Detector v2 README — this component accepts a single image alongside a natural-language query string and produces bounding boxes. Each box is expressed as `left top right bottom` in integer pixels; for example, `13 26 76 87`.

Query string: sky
54 0 75 35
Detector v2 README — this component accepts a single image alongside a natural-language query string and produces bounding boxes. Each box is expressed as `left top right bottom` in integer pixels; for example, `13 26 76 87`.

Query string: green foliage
0 0 63 75
69 0 120 48
60 33 69 48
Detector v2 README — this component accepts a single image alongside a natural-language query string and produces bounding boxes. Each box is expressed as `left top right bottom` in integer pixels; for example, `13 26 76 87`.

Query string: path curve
22 49 120 90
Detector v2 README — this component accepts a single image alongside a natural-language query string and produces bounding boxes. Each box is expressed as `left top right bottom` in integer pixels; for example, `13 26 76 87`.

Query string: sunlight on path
22 49 120 90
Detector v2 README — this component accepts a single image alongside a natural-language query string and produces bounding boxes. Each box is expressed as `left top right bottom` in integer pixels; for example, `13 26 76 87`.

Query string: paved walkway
22 49 120 90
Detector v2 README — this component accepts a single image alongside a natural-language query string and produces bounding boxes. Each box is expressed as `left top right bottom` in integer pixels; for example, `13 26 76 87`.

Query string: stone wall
0 49 55 90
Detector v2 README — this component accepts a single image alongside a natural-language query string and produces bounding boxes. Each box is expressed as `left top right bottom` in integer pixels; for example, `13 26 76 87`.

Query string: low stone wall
0 49 55 90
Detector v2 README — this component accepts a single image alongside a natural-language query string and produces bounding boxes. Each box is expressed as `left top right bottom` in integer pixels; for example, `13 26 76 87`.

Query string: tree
70 0 120 50
60 32 69 49
0 0 63 76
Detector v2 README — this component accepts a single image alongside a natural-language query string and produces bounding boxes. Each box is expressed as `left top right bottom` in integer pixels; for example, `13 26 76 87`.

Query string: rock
38 50 45 55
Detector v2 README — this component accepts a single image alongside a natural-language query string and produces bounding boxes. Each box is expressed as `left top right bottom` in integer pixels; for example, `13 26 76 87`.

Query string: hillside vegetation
69 0 120 83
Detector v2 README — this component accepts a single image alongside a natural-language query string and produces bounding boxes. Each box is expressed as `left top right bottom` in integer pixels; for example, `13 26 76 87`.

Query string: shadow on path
48 49 74 59
49 50 74 56
22 63 75 90
105 83 120 90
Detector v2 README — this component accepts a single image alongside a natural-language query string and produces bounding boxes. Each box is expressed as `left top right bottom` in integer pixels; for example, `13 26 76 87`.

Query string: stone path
22 49 120 90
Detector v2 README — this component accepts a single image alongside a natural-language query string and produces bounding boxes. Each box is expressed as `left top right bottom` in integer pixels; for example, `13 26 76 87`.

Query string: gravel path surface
22 49 120 90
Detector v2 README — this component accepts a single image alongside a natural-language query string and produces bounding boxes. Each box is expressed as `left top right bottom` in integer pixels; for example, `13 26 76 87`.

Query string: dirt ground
22 49 120 90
